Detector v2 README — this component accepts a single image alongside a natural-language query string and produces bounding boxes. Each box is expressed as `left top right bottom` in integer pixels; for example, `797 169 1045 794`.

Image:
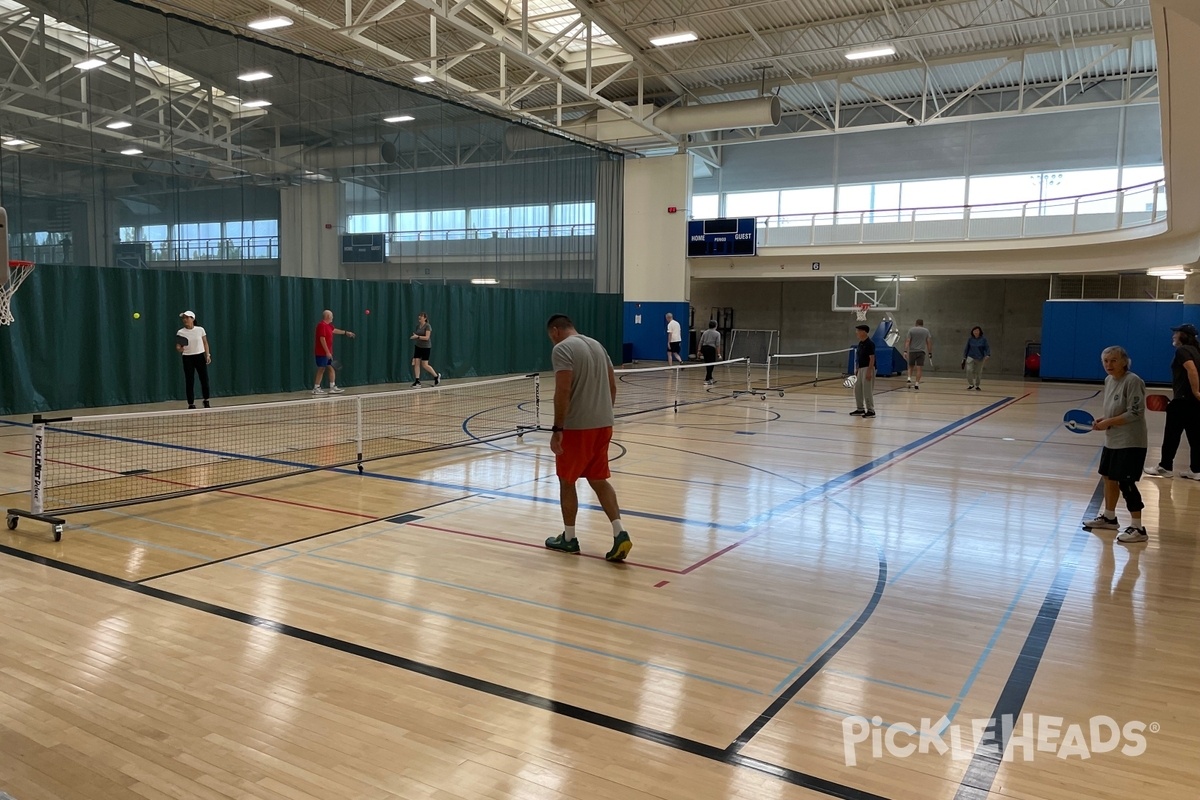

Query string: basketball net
0 261 35 326
855 303 871 322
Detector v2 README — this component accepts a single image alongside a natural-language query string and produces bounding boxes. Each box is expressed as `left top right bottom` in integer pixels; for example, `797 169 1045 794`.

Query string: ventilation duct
654 97 781 135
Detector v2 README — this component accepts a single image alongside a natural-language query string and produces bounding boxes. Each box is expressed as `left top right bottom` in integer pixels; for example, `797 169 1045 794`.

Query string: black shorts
1098 447 1147 482
413 346 431 361
669 341 681 353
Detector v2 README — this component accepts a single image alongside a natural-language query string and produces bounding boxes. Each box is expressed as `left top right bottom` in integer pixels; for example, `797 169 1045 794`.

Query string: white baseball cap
181 310 195 318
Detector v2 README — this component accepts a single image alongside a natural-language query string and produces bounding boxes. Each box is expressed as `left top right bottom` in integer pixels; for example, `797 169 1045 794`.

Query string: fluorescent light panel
471 278 499 285
384 115 414 123
649 31 698 46
248 16 292 30
845 44 896 60
3 138 28 146
413 74 435 83
75 58 106 70
241 99 272 108
876 276 916 282
105 120 132 129
120 147 143 155
237 70 273 81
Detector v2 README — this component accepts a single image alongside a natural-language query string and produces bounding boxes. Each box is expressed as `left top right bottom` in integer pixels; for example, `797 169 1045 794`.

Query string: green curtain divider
0 265 622 416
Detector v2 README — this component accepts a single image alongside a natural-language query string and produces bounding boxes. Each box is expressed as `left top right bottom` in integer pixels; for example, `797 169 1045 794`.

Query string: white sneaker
313 387 326 395
1116 526 1148 544
1083 513 1119 531
1143 465 1173 477
329 385 345 394
1181 470 1200 481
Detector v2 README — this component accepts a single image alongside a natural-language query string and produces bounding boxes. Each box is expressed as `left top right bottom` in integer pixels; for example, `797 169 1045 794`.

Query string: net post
814 355 820 387
30 415 45 515
354 397 364 474
533 373 541 429
745 358 752 394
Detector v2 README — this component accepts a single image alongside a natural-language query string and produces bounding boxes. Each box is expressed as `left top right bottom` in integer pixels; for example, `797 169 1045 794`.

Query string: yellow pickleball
133 312 141 319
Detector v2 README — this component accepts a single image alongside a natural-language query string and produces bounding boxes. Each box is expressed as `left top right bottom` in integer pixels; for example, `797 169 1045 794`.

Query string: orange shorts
555 427 613 482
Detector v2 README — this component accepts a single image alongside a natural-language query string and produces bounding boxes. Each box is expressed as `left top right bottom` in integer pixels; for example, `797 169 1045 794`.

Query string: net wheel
53 524 63 542
5 514 16 531
778 390 785 397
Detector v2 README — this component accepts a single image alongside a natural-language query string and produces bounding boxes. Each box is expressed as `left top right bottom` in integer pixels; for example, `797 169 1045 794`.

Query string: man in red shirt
313 309 355 394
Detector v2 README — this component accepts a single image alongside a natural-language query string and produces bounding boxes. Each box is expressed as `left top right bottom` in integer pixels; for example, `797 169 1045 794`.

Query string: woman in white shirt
175 311 212 409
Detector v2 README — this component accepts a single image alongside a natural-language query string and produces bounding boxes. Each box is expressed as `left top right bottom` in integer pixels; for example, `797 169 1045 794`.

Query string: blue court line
937 500 1078 734
791 699 899 729
767 496 988 696
1011 420 1070 469
96 507 299 551
738 397 1017 531
79 525 213 562
277 548 800 665
823 669 953 701
232 562 764 696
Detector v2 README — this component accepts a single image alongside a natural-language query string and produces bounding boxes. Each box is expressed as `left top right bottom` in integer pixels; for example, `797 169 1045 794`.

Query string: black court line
952 481 1103 799
727 548 889 753
135 493 478 583
0 540 895 800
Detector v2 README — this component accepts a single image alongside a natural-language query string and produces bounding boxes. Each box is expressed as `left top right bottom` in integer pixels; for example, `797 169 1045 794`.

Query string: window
690 194 719 219
348 214 388 233
779 187 835 219
725 190 779 218
902 178 966 221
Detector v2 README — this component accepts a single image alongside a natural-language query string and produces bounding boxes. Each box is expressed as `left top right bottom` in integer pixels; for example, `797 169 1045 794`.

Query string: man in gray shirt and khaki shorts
905 319 933 389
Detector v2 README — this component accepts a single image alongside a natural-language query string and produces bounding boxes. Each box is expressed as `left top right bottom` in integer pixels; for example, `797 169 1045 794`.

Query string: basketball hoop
855 303 871 322
0 260 35 326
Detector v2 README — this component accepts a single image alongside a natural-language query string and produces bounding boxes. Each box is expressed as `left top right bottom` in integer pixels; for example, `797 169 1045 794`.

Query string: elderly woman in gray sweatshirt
1082 345 1149 544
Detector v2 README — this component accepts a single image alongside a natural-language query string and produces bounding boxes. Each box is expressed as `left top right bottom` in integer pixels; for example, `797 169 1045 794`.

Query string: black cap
1171 323 1198 336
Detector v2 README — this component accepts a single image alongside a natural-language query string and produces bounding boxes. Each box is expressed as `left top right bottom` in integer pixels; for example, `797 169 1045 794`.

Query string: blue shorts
315 355 332 367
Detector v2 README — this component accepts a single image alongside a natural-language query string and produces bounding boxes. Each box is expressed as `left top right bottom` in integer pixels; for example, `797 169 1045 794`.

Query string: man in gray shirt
905 319 933 389
543 314 633 562
697 319 722 384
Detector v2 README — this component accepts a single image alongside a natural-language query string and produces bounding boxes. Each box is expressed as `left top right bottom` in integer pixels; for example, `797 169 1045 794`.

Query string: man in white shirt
665 313 683 365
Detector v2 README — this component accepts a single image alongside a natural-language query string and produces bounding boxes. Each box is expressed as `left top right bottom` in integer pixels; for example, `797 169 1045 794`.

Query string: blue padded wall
1041 301 1200 384
623 301 690 362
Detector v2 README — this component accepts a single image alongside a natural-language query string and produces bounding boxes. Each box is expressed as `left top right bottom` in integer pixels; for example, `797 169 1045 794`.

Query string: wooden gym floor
1 371 1197 800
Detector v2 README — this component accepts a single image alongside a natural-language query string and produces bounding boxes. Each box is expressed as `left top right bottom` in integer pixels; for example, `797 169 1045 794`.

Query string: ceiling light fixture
413 74 436 83
876 276 916 282
1148 268 1190 280
247 16 293 30
105 121 133 129
384 115 415 123
237 70 273 81
845 44 896 60
75 58 106 70
241 99 272 108
3 138 29 146
120 147 144 155
471 278 500 285
649 31 698 46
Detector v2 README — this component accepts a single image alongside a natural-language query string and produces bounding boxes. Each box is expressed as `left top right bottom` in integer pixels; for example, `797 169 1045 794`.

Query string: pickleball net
16 358 751 517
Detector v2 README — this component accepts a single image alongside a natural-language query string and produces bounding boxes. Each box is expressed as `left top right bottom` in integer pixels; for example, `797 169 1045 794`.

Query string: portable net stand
766 348 856 397
727 329 776 399
0 260 34 326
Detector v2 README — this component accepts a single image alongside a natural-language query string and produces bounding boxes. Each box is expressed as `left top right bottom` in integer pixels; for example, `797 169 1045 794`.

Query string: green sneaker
605 531 632 562
544 533 580 554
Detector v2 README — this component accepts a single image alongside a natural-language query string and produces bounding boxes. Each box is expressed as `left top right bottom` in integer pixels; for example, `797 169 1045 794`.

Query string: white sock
330 383 337 389
1131 515 1142 528
314 384 320 389
611 519 625 536
1104 508 1117 519
563 526 576 540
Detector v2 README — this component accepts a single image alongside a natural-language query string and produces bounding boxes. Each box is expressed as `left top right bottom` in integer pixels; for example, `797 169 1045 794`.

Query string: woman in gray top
1083 345 1149 543
697 320 722 384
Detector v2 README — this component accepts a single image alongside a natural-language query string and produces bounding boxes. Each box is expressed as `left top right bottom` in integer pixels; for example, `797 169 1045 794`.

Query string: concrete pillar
622 154 692 360
1184 267 1200 304
280 182 342 279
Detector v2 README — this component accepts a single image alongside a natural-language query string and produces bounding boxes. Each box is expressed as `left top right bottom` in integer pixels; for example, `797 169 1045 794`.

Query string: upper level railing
754 180 1167 247
384 223 595 242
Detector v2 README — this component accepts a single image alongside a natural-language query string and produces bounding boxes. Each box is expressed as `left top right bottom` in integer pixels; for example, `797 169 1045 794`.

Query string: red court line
406 521 684 574
677 394 1030 575
3 450 375 520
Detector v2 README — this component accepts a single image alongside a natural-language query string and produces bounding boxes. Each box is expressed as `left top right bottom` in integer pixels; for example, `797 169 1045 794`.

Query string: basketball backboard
832 274 900 312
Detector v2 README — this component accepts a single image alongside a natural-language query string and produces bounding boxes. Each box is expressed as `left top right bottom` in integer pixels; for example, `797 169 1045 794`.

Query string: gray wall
691 276 1050 376
695 105 1162 194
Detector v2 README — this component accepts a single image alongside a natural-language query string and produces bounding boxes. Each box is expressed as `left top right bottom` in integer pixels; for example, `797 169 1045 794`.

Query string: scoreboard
687 217 757 257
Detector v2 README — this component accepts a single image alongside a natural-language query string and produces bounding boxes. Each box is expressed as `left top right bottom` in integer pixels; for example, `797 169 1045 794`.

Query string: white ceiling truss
118 0 1154 154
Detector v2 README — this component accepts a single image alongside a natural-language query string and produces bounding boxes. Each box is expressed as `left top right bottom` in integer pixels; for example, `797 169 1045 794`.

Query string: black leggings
701 345 717 380
182 354 210 405
1158 397 1200 472
1116 477 1144 514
